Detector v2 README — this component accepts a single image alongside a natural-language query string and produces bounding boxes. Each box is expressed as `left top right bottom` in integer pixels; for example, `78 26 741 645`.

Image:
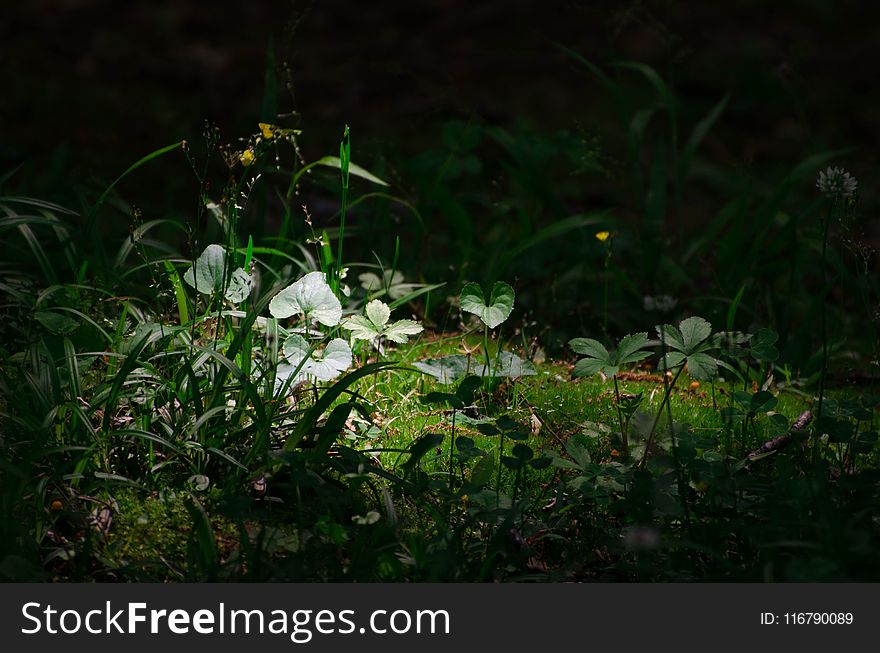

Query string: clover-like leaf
655 316 720 380
280 334 352 383
460 281 515 329
269 271 342 326
341 299 424 345
569 332 650 379
413 352 535 384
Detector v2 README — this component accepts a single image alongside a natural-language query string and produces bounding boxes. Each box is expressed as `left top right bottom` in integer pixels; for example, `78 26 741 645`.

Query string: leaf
313 156 389 187
341 315 380 341
224 267 253 304
358 270 407 299
365 299 390 328
656 351 687 372
269 271 342 326
413 352 535 384
573 357 606 378
413 355 474 384
460 281 515 329
34 310 79 335
686 352 717 381
402 433 445 470
678 316 712 352
382 319 423 344
280 334 352 383
184 244 227 295
656 323 686 352
750 328 779 362
481 351 536 378
569 338 610 361
456 375 482 404
614 332 651 365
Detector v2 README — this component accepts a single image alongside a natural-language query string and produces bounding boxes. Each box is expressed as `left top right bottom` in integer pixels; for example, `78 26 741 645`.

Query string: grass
1 55 878 582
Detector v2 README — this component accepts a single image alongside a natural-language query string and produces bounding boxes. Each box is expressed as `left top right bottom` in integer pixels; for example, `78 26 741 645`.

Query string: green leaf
184 244 227 295
456 375 482 404
750 328 779 362
460 281 515 329
269 271 342 326
572 357 606 378
686 352 717 381
656 351 687 372
614 332 650 365
656 323 686 352
34 310 78 335
678 316 712 352
313 156 389 187
569 338 610 361
403 433 444 469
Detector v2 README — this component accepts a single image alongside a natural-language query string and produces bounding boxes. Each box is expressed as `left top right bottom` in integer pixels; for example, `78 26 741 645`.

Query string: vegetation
1 50 878 582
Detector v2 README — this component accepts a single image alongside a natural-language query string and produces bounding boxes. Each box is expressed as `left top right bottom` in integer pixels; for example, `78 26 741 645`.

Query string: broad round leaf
460 281 514 329
365 299 391 328
184 244 226 295
269 271 342 326
282 334 352 382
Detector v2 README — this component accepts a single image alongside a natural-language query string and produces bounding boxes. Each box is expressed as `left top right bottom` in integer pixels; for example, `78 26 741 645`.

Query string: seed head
816 166 857 198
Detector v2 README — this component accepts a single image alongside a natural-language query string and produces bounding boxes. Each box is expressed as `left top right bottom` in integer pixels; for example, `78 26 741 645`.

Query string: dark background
3 0 878 188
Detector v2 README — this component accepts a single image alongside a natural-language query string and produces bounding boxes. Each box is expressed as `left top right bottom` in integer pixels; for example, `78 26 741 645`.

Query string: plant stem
638 366 685 469
815 197 834 463
483 323 492 382
612 375 627 460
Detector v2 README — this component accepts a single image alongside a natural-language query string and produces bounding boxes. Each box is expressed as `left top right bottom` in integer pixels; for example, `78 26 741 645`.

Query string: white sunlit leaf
269 271 342 326
365 299 391 328
382 319 423 344
341 315 381 342
281 334 352 382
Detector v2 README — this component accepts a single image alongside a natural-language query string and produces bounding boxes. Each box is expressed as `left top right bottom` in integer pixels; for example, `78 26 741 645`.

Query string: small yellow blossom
258 122 276 139
50 499 63 511
595 231 611 242
239 149 256 167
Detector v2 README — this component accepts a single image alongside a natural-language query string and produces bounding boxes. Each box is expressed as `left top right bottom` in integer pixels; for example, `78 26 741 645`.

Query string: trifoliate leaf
616 332 651 365
460 281 515 329
269 271 342 326
341 315 379 342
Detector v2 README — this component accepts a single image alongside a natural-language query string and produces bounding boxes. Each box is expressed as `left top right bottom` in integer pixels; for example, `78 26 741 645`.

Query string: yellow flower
239 149 256 167
258 122 276 139
595 231 611 242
